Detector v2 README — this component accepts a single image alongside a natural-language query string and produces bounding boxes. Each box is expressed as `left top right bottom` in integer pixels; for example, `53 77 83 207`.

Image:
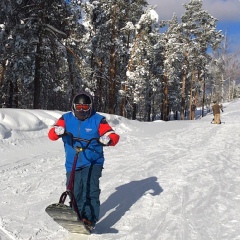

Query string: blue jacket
62 111 105 172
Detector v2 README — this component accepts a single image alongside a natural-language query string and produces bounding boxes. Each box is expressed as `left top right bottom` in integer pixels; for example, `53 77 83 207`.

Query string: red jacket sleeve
48 117 65 141
98 118 120 146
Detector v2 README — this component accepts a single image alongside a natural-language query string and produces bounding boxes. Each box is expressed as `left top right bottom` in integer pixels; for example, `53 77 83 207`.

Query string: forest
0 0 239 121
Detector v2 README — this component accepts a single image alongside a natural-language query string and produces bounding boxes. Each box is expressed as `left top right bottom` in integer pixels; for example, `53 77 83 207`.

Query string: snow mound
0 109 63 139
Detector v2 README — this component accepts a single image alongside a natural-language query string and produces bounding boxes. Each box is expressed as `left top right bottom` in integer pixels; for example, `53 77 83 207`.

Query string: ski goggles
74 103 91 111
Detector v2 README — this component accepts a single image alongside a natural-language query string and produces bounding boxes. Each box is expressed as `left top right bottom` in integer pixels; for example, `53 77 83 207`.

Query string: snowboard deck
45 203 91 235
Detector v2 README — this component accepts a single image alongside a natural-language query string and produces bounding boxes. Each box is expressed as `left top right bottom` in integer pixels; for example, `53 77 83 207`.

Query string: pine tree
181 0 222 119
126 8 162 121
161 13 183 121
80 0 148 116
0 0 78 109
210 34 240 103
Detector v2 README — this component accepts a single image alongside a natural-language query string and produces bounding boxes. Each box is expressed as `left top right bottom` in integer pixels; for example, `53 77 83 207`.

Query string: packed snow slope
0 100 240 240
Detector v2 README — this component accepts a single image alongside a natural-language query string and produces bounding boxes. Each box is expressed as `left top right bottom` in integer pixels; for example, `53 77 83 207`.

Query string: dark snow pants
66 164 102 224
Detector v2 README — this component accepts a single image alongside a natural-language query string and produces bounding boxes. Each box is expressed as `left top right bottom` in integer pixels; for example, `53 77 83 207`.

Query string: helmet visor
74 103 91 111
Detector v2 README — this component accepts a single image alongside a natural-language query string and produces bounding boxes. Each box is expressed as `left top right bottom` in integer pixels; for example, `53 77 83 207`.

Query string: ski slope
0 100 240 240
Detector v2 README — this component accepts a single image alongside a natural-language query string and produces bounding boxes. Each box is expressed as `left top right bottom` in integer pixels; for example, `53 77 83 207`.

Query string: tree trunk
124 31 143 118
67 50 75 100
163 73 169 121
181 51 188 120
132 103 137 120
108 4 117 114
0 60 6 87
189 69 195 120
202 69 206 117
8 80 13 108
147 89 153 122
121 31 130 118
96 58 104 112
33 33 43 109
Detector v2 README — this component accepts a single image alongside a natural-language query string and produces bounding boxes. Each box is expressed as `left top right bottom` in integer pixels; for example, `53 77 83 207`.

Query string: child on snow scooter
48 91 120 230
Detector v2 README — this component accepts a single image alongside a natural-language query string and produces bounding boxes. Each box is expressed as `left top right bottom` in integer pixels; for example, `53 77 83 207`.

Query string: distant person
211 101 223 124
48 91 120 231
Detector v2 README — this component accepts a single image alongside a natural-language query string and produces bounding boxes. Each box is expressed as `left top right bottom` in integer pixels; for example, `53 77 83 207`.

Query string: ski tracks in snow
0 135 69 240
104 115 240 240
0 217 16 240
149 118 240 240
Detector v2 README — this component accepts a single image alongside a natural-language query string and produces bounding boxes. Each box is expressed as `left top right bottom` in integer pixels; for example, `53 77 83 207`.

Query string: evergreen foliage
0 0 238 121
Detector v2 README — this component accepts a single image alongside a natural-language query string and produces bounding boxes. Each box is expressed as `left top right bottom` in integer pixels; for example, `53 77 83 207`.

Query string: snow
0 100 240 240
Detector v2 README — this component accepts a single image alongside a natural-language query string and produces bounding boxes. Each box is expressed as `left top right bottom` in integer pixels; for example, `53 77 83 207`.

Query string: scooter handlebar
64 131 99 149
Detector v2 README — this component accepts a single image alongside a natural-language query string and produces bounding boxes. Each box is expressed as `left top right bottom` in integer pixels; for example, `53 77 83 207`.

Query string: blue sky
147 0 240 55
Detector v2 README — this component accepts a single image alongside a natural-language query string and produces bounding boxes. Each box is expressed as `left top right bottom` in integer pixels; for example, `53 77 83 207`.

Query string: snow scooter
45 132 99 235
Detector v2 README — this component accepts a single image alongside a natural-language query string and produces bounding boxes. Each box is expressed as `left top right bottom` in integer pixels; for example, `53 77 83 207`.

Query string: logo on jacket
85 128 92 132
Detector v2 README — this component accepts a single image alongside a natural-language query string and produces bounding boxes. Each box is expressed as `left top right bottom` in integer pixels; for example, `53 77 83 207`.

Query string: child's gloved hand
54 126 65 136
99 135 110 145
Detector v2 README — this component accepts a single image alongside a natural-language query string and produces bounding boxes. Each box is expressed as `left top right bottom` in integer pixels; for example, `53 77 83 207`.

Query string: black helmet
72 92 93 120
73 94 91 105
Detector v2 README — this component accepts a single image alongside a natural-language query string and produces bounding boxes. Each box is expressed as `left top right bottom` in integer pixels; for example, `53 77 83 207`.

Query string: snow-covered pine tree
181 0 223 119
62 0 91 101
210 33 240 103
161 13 184 121
0 0 78 110
80 0 148 116
126 8 162 121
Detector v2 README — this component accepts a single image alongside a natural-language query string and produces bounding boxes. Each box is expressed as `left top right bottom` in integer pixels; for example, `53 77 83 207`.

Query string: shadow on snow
96 176 163 234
